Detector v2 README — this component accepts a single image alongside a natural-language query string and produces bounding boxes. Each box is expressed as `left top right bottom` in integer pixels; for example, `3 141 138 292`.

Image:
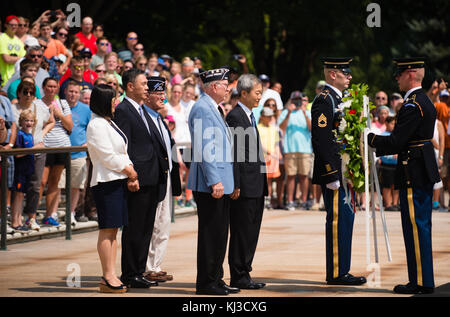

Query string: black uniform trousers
399 184 434 288
229 196 264 285
321 184 355 281
194 191 230 290
121 184 159 281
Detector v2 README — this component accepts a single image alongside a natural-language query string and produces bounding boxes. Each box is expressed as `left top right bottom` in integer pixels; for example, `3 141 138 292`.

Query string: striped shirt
39 99 72 147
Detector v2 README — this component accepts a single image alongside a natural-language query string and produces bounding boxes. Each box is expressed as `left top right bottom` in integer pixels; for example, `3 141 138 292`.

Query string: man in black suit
226 74 268 290
113 69 168 288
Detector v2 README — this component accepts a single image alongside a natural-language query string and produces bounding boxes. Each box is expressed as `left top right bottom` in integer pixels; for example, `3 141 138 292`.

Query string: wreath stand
363 101 392 266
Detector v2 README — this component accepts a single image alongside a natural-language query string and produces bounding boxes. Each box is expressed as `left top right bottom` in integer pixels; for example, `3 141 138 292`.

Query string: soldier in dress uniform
368 57 440 294
311 57 367 286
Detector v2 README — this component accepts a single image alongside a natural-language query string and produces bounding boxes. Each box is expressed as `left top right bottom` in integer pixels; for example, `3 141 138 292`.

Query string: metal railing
1 142 195 251
1 146 87 250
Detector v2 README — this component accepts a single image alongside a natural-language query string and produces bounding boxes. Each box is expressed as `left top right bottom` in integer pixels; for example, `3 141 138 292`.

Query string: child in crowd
10 110 36 233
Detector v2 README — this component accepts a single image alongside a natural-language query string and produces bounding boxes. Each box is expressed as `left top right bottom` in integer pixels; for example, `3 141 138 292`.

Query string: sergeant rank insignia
318 113 327 127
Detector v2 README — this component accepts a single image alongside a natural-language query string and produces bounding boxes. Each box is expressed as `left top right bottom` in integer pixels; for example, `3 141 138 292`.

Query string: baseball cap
440 89 449 97
258 74 270 82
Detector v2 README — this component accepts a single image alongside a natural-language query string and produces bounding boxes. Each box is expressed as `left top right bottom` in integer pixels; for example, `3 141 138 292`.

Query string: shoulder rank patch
318 113 327 127
320 89 330 99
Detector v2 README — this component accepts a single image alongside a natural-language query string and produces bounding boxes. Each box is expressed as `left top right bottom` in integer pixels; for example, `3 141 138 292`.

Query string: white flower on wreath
341 152 352 185
341 100 352 110
338 117 347 134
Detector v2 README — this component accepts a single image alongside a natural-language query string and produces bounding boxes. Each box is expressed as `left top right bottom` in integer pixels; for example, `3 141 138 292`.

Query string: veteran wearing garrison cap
144 76 181 283
368 57 440 294
311 57 367 286
187 68 238 295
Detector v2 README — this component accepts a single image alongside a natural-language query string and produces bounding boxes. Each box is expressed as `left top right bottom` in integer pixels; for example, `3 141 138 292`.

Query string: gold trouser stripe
407 187 423 286
333 189 339 278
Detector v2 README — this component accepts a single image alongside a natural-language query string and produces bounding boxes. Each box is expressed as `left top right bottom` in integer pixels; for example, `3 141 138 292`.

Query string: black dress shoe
122 275 157 288
393 283 434 294
220 283 240 293
231 280 266 290
327 274 367 285
196 285 229 295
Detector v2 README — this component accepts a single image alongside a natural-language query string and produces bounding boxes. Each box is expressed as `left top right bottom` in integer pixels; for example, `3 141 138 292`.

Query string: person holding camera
278 91 312 211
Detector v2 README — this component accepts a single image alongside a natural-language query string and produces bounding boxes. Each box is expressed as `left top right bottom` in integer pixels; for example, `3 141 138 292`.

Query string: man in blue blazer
187 68 238 295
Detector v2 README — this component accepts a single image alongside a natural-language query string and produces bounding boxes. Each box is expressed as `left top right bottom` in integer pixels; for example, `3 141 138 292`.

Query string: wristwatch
439 155 444 160
8 143 14 148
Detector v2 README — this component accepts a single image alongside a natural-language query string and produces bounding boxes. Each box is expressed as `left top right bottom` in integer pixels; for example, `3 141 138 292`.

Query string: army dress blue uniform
368 58 440 294
311 57 366 285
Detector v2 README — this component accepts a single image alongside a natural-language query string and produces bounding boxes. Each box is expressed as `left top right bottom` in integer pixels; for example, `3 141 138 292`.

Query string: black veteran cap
147 76 166 92
321 57 353 73
393 57 426 76
199 68 230 83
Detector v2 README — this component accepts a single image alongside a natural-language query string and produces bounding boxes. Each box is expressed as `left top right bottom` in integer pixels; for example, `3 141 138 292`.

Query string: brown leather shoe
144 271 173 282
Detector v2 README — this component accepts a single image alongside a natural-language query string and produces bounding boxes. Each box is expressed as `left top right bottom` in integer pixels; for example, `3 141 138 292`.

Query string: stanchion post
65 153 72 240
1 155 8 250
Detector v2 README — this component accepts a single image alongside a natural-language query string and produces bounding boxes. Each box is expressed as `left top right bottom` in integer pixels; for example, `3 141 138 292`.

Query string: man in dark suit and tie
113 69 168 288
226 74 268 290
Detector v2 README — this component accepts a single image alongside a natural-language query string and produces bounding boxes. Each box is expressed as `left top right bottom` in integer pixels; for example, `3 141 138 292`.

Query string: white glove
326 180 340 190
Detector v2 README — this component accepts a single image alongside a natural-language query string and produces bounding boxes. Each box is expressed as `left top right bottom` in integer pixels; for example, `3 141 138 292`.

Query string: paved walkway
1 208 449 297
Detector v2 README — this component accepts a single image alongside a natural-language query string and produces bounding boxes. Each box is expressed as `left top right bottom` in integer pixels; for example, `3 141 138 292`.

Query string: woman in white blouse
86 84 138 293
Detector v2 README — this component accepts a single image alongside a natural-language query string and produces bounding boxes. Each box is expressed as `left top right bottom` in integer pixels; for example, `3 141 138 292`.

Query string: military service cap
393 57 426 76
147 76 166 92
199 68 230 83
321 57 353 73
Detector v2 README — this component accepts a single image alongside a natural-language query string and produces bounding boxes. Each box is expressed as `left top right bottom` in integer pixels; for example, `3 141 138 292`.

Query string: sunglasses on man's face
30 54 42 58
73 65 84 70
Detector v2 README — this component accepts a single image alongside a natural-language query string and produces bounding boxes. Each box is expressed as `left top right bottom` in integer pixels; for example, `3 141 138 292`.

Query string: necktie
138 106 151 134
250 112 257 136
157 115 172 171
217 105 225 119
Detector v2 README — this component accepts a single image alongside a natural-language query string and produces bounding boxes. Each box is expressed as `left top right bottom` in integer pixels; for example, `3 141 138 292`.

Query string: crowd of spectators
0 11 449 235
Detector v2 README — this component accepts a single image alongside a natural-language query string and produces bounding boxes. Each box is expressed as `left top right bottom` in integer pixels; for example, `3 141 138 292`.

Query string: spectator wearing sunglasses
59 56 93 99
54 26 69 46
39 22 70 73
117 32 138 62
90 37 109 70
1 42 51 95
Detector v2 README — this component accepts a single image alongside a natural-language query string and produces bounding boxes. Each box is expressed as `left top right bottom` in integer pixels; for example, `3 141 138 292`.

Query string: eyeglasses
138 63 147 66
99 42 108 46
30 54 42 58
18 24 29 27
95 69 106 73
73 65 84 70
215 82 229 89
135 47 144 51
128 37 138 40
57 32 68 37
8 23 18 27
22 90 34 96
376 96 387 100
